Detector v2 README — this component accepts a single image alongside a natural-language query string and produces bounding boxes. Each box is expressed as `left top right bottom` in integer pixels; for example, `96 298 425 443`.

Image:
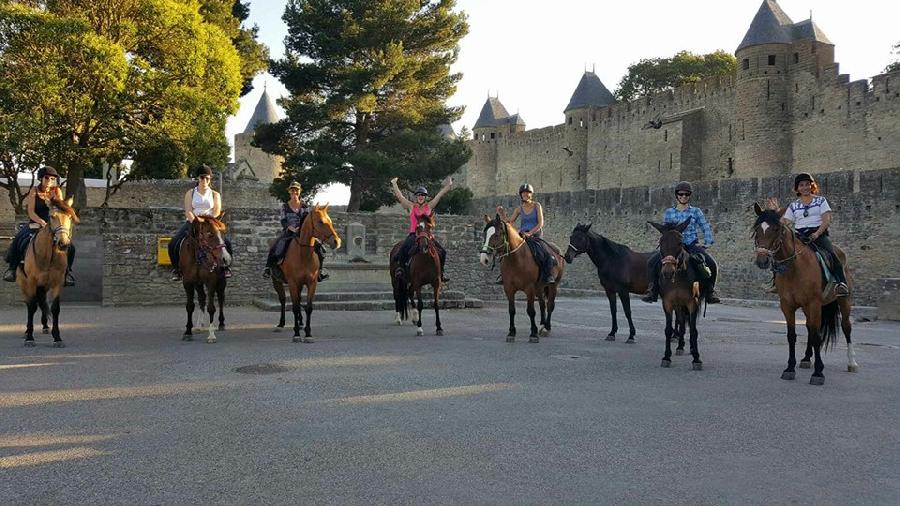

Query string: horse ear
65 197 74 207
777 206 788 218
676 218 691 233
483 214 491 224
495 213 502 223
196 216 205 223
585 222 592 231
647 221 665 234
322 202 330 211
753 202 763 216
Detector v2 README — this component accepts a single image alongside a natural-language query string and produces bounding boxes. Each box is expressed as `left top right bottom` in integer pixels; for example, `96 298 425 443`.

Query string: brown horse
393 212 443 336
564 222 652 342
648 220 705 370
280 205 341 342
180 216 229 343
480 214 564 342
752 203 856 385
18 197 78 347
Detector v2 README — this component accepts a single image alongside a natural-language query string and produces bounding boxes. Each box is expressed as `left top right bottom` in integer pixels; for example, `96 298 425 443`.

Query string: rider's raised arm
390 177 414 209
25 189 44 226
496 205 515 223
428 176 454 209
183 189 195 222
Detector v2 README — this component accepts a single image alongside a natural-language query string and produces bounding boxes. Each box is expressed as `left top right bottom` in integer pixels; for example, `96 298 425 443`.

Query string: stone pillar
346 222 366 260
877 278 900 322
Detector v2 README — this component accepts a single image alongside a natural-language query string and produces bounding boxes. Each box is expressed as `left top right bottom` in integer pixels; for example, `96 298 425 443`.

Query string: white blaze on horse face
760 222 770 234
480 226 495 266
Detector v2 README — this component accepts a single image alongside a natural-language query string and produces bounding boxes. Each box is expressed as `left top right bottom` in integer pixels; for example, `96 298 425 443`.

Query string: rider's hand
39 220 48 227
444 176 453 187
390 177 399 185
766 196 779 210
496 205 503 214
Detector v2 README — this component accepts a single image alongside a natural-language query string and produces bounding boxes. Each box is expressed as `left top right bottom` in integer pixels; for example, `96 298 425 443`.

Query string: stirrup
171 270 182 282
263 267 272 279
64 271 76 287
318 271 330 282
835 283 850 297
224 267 233 279
641 290 658 303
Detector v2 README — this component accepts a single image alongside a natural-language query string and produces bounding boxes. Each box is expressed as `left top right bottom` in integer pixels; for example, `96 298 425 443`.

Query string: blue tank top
519 204 540 237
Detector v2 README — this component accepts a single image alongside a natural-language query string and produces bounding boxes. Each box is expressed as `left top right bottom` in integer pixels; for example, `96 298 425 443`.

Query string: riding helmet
674 181 693 195
518 183 534 195
793 172 815 190
37 166 60 180
414 186 429 196
288 181 302 191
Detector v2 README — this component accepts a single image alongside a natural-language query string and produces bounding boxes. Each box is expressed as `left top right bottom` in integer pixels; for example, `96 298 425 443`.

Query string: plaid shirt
663 205 714 246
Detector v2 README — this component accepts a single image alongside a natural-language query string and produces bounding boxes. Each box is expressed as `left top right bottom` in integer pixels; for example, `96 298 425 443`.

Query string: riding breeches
647 242 717 291
796 228 847 284
5 225 75 271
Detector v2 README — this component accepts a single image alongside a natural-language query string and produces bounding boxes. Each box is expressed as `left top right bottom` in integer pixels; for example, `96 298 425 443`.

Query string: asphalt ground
1 298 899 505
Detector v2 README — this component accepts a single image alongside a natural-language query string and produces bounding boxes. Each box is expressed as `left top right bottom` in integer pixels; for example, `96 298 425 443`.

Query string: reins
755 222 799 274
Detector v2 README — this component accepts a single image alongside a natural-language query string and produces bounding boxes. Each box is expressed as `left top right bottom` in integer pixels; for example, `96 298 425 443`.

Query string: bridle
754 220 798 274
195 223 226 272
481 220 526 260
659 231 689 277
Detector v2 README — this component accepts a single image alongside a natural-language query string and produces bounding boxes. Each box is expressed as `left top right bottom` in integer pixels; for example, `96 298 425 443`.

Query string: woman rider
390 176 452 282
497 183 557 285
766 172 850 297
168 165 233 281
642 181 721 304
262 181 328 282
3 166 76 286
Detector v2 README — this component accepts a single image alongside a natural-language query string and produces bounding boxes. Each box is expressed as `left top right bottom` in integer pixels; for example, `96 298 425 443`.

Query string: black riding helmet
414 186 428 196
793 172 815 190
519 183 534 195
37 166 60 181
674 181 693 195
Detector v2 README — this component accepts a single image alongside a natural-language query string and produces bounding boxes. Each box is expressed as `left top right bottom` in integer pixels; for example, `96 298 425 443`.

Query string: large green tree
886 41 900 73
256 0 471 212
0 0 264 210
615 50 737 102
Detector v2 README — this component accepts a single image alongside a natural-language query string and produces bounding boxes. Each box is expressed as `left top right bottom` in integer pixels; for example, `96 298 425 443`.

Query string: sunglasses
676 192 691 197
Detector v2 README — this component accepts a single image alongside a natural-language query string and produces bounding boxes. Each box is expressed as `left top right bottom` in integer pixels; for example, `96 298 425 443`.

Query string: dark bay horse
752 203 856 385
480 214 564 342
180 216 229 343
17 197 78 347
393 213 443 336
281 205 341 342
564 222 652 342
648 220 704 370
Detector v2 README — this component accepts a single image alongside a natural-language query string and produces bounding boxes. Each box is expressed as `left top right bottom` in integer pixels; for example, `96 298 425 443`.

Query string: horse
393 212 443 337
564 222 653 342
648 219 705 370
480 214 564 342
752 203 857 385
17 197 78 347
180 216 229 343
281 205 341 342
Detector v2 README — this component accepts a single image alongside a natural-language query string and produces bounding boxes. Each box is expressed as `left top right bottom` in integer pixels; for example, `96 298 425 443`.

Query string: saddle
801 239 837 285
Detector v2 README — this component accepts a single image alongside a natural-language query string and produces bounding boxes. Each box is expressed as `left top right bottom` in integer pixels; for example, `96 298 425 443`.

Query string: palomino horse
648 220 705 370
281 205 340 342
180 216 229 343
564 222 652 342
392 212 443 336
752 203 857 386
17 197 78 347
480 214 564 342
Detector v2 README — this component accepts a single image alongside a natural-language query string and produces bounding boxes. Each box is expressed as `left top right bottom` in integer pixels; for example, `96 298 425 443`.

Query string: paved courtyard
1 298 899 505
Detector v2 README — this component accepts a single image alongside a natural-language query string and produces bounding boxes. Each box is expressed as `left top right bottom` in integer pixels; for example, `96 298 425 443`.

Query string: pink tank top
409 204 431 233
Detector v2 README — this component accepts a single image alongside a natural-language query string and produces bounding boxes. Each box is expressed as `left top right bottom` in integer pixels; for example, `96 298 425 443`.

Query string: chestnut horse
180 216 229 343
648 220 705 371
752 203 856 386
17 197 78 347
564 222 652 342
392 213 443 336
281 205 341 342
480 214 564 342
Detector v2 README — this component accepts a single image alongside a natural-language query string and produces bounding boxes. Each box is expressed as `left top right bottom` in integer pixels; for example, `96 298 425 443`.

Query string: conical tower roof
473 97 510 129
564 72 615 113
243 88 280 134
790 19 832 46
737 0 794 51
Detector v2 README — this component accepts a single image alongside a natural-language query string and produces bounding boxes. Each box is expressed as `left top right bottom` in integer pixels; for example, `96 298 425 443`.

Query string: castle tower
232 87 284 184
563 71 615 189
734 0 794 178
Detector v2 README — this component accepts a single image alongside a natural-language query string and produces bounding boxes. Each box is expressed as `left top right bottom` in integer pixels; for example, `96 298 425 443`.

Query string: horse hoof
538 327 549 337
303 337 315 343
24 340 35 347
848 365 859 373
436 329 443 336
276 323 285 329
781 371 796 380
691 362 703 371
206 338 216 344
660 359 671 368
53 340 65 348
799 361 811 369
605 335 615 341
675 349 684 356
416 328 424 336
42 328 49 334
218 324 225 332
809 375 825 386
182 334 193 341
292 336 302 343
506 337 515 343
626 338 636 344
528 337 539 343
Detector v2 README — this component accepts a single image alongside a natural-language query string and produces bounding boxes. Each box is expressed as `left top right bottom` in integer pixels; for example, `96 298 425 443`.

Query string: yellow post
158 237 172 266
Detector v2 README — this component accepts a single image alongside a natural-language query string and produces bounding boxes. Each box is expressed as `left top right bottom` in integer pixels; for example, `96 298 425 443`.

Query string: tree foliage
257 0 471 212
615 50 737 102
886 42 900 74
0 0 263 210
432 185 472 215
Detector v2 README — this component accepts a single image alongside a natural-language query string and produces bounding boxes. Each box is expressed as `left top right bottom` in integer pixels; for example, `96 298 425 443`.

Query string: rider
497 183 557 285
642 181 721 304
766 172 850 297
390 176 452 282
3 166 76 286
168 165 233 281
263 181 329 282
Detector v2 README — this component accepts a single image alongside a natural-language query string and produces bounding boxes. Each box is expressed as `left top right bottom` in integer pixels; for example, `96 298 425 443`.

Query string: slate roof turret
564 71 615 113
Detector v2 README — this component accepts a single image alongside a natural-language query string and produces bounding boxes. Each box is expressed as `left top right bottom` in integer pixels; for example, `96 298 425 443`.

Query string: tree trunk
65 164 88 210
346 174 363 212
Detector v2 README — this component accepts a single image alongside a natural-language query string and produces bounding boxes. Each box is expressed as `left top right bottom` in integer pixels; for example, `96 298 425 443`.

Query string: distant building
227 87 284 183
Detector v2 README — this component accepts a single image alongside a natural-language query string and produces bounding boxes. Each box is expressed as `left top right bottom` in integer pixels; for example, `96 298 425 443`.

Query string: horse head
192 215 227 272
480 213 508 266
49 197 79 251
649 219 690 280
309 204 341 250
752 202 790 270
414 212 435 255
565 222 592 264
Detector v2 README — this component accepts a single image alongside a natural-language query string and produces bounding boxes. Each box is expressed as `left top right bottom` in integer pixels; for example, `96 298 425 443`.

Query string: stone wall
472 168 900 306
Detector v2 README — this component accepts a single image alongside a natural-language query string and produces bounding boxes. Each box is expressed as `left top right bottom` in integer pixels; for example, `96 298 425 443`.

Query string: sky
224 0 900 204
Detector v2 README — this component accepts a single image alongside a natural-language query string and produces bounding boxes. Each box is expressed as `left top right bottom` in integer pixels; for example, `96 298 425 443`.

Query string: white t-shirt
191 187 215 217
784 195 831 229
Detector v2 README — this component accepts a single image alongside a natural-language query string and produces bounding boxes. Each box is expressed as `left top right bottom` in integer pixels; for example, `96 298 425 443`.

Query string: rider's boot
170 268 182 282
705 287 721 304
3 266 16 282
317 269 330 282
641 284 659 303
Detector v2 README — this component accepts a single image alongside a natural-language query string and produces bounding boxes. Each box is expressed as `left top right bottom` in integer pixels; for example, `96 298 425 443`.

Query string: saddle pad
815 251 835 284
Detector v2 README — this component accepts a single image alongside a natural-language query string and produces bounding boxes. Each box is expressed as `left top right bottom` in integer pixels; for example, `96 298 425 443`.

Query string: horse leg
39 297 50 334
415 288 424 337
50 294 64 347
538 293 547 328
799 305 812 368
806 305 825 385
183 284 195 340
290 283 303 342
433 286 443 336
217 281 226 332
24 296 38 346
780 301 797 380
689 308 701 370
275 281 286 329
527 293 539 342
303 282 316 341
604 287 618 340
205 282 217 344
540 287 555 337
840 299 858 372
661 308 673 367
505 287 516 342
675 308 686 355
195 284 206 333
620 290 636 343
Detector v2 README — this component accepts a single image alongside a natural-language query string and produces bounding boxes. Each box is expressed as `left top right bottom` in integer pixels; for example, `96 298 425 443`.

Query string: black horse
563 223 653 342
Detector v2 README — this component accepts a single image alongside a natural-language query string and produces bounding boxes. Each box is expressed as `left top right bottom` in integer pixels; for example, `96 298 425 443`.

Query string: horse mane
50 198 78 219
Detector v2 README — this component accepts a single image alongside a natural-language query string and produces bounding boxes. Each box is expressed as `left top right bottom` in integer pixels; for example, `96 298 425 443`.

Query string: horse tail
395 269 409 321
820 300 840 351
